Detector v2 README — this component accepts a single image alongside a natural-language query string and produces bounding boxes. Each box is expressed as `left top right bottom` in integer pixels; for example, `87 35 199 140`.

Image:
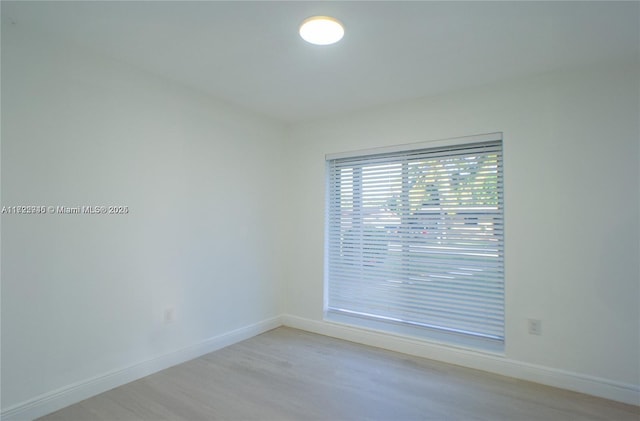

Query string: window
325 133 504 350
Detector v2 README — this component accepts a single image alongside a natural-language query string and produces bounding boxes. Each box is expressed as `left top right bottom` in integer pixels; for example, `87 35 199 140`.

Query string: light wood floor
38 327 639 421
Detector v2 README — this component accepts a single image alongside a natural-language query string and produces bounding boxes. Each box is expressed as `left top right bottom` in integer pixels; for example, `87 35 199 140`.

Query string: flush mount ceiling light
299 16 344 45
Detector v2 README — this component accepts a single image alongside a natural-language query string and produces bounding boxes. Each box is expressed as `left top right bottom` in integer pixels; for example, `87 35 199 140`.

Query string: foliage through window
325 134 504 347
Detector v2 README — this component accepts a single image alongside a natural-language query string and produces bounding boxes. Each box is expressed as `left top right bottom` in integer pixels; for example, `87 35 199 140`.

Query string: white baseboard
1 316 283 421
281 314 640 407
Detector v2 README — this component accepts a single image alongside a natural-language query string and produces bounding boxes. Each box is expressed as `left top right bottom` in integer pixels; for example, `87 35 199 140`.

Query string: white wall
1 25 286 412
285 60 640 394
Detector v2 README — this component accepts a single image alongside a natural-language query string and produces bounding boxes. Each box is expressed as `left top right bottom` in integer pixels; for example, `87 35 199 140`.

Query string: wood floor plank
38 327 640 420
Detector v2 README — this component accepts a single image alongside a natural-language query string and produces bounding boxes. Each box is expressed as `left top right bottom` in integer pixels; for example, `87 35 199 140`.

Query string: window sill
325 310 505 355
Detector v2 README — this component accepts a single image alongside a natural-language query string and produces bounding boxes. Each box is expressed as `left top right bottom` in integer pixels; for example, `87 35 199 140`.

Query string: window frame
324 132 505 352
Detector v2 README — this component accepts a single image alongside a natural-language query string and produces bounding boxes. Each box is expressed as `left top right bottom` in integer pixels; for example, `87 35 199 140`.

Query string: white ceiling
2 1 639 122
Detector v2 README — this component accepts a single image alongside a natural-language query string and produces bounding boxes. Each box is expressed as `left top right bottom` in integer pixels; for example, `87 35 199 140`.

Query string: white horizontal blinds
326 139 504 341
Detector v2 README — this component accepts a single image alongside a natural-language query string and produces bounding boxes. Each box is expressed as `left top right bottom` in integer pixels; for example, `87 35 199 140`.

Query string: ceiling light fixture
299 16 344 45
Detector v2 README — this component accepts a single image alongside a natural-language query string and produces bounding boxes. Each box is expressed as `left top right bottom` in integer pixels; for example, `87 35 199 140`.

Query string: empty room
1 1 639 420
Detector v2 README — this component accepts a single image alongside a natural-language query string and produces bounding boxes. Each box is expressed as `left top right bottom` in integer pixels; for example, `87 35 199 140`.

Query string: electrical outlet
164 307 175 324
528 319 542 335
